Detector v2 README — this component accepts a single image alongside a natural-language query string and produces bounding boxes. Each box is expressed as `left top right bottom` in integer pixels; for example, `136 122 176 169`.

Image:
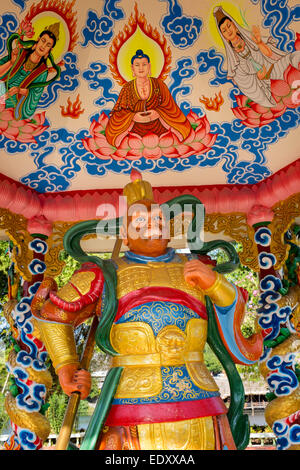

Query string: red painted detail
49 262 104 312
105 397 227 426
115 286 207 322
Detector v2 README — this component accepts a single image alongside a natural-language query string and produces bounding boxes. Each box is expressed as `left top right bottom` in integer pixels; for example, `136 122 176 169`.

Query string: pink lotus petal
175 144 193 156
117 136 130 150
242 118 261 128
10 119 26 128
17 134 36 143
162 146 180 158
232 107 248 120
142 132 159 148
20 123 39 134
182 128 196 145
4 126 19 137
123 150 143 161
1 109 14 121
250 103 270 114
3 130 17 140
143 146 162 159
128 133 143 150
202 133 218 147
99 112 109 126
186 110 199 124
97 147 113 157
30 125 48 136
189 141 207 153
235 95 250 107
94 133 111 148
271 79 291 98
31 112 46 126
284 65 300 87
93 148 112 159
270 101 286 117
260 110 275 120
111 149 128 159
89 119 99 136
245 108 261 119
0 120 8 131
282 93 299 108
82 137 99 153
159 130 175 147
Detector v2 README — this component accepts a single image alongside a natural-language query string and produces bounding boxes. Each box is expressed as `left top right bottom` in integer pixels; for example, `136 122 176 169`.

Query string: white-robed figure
214 6 300 108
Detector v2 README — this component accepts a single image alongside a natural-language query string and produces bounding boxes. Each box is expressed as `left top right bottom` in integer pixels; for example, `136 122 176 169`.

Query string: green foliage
0 394 9 433
0 241 10 300
204 344 223 375
46 391 68 434
0 357 9 432
55 250 81 288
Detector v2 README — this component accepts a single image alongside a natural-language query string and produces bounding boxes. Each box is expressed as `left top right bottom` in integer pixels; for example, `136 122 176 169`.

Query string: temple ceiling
0 0 298 196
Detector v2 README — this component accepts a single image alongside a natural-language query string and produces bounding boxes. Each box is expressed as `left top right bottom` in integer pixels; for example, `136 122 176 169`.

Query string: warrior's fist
57 364 92 400
184 259 217 291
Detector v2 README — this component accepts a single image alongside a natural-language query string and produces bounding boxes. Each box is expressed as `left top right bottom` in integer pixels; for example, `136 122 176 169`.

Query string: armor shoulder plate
49 262 104 312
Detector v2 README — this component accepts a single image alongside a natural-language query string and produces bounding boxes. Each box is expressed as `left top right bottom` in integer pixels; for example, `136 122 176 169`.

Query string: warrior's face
131 57 151 79
122 200 170 257
35 33 55 58
219 19 238 42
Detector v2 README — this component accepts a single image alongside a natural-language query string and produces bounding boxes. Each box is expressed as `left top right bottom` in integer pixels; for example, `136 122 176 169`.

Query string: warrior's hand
57 363 92 400
184 259 217 291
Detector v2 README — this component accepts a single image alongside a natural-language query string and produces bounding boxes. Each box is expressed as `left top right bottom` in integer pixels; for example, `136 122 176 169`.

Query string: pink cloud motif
0 106 48 143
82 110 217 161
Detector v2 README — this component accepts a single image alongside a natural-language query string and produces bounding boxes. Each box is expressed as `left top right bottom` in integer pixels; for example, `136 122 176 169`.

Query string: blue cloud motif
160 0 203 48
196 48 228 86
38 52 80 108
82 61 118 109
251 0 300 52
18 430 38 450
81 0 125 47
11 0 29 11
80 108 300 186
0 13 18 56
168 57 196 112
20 127 83 192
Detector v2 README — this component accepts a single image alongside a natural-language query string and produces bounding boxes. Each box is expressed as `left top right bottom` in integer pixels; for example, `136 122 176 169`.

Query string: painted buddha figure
214 6 300 108
105 49 192 147
0 23 60 120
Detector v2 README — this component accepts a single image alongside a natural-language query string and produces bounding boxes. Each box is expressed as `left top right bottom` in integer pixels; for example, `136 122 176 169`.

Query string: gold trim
5 393 51 441
269 192 300 270
0 208 33 281
112 353 161 367
36 319 78 371
44 221 77 278
138 417 215 450
204 212 259 271
203 272 236 307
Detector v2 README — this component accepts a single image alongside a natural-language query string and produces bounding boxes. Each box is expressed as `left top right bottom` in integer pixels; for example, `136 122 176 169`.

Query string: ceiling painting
0 0 298 193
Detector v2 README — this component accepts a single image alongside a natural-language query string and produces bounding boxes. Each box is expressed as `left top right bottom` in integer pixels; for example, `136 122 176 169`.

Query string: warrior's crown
123 169 154 207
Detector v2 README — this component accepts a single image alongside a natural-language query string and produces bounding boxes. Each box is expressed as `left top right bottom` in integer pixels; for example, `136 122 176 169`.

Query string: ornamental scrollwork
0 208 33 281
269 193 300 271
204 213 259 272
